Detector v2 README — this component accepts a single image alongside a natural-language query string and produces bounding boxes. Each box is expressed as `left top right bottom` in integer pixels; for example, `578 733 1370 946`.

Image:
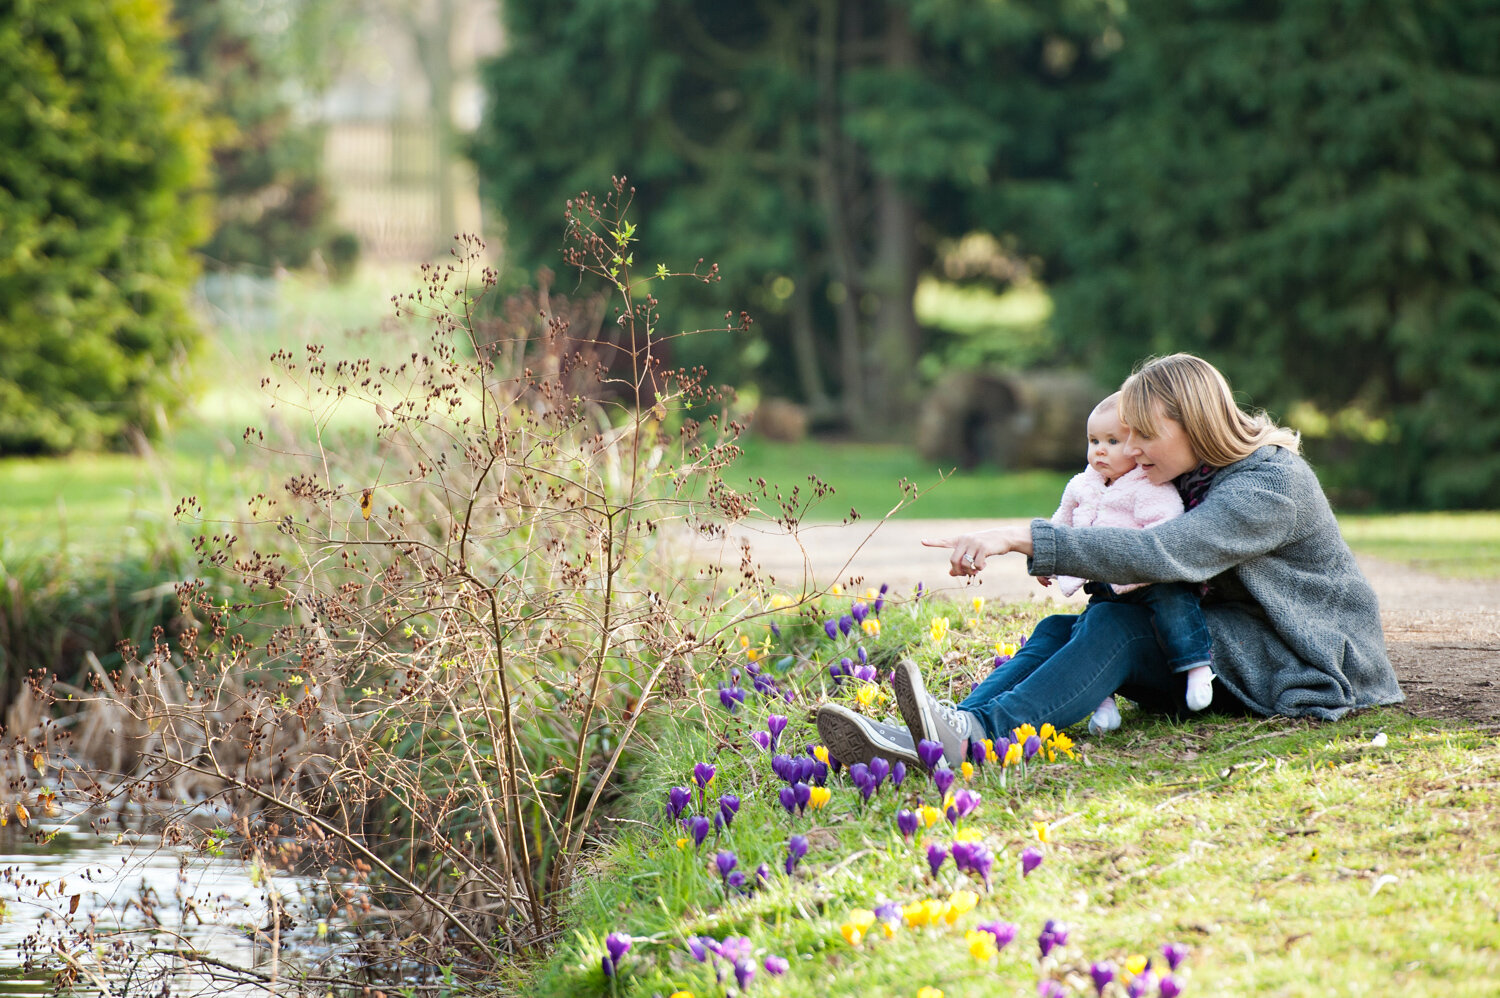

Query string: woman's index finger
920 537 957 548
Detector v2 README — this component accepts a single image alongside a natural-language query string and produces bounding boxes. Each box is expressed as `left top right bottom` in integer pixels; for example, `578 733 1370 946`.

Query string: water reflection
1 821 309 997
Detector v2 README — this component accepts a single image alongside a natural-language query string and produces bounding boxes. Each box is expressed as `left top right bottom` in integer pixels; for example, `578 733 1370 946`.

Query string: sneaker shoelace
932 698 972 734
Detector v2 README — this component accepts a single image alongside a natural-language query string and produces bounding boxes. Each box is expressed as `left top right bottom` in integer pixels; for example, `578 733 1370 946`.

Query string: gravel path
688 518 1500 724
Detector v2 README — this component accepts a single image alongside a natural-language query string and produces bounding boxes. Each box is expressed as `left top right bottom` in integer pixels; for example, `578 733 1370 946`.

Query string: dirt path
690 518 1500 725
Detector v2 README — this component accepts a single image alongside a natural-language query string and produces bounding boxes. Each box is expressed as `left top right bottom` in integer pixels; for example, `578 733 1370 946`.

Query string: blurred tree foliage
473 0 1114 434
1054 0 1500 508
0 0 211 454
172 0 359 275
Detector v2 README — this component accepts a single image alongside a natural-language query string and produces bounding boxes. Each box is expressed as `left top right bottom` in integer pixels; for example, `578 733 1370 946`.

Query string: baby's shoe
1088 696 1121 736
1185 664 1216 711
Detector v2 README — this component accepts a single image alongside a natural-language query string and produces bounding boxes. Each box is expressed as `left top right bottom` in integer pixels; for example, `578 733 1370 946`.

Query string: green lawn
523 594 1500 998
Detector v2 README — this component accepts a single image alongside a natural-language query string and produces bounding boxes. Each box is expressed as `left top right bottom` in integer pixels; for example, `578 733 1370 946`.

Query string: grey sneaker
816 703 920 770
892 658 984 768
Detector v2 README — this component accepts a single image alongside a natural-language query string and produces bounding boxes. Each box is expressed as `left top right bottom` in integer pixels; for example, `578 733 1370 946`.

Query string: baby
1040 392 1216 733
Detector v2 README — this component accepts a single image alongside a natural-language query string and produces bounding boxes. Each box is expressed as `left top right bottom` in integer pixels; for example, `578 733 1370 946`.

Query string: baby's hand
1038 576 1053 588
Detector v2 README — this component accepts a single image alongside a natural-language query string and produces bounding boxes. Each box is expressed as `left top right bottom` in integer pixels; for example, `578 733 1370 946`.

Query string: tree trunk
862 3 922 435
815 0 865 430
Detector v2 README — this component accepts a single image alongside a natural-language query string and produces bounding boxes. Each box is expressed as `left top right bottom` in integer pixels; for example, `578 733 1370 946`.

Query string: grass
1337 512 1500 578
522 594 1500 998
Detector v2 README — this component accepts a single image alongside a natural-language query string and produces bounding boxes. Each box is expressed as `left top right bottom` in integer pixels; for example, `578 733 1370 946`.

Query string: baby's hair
1089 391 1123 422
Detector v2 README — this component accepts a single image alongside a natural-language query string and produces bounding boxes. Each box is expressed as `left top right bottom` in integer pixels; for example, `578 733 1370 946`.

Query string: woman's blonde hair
1120 354 1300 468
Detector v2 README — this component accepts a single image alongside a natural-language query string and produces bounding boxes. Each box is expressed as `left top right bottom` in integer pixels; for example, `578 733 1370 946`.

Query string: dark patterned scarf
1176 463 1218 510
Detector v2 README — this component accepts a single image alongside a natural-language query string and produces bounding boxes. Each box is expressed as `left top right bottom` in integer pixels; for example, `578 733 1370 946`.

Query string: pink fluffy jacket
1047 465 1186 596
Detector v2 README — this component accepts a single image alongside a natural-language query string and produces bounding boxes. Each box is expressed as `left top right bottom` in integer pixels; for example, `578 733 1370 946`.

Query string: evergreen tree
0 0 211 453
173 0 358 274
473 0 1112 433
1055 0 1500 507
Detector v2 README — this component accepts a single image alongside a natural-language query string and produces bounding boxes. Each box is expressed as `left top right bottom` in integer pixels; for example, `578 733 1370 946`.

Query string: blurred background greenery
2 0 1498 697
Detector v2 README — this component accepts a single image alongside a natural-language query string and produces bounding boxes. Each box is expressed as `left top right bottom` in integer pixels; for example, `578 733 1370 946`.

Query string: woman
817 354 1403 769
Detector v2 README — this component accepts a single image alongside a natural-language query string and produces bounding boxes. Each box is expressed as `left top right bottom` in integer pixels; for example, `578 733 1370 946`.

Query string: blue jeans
957 602 1184 737
1086 581 1213 673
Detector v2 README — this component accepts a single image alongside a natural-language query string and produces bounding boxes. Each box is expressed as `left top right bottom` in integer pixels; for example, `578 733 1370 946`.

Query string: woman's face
1123 404 1200 485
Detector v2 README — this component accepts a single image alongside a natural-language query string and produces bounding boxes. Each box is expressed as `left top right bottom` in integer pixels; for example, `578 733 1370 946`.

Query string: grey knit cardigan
1029 445 1404 720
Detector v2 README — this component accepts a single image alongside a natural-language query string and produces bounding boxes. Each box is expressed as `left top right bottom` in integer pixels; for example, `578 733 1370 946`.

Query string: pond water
0 821 322 998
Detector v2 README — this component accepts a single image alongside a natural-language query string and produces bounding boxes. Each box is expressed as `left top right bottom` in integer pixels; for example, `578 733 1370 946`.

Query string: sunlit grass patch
531 590 1500 998
1338 511 1500 579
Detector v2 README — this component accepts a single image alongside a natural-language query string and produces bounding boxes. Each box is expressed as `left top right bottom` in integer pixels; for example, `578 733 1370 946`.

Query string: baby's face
1086 410 1139 482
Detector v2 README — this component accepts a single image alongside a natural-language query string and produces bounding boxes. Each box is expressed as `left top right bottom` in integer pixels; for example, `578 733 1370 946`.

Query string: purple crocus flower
719 685 743 712
778 786 797 815
1090 961 1115 995
950 840 975 874
769 622 781 639
785 834 809 875
601 956 615 978
951 788 980 820
993 736 1011 763
828 662 845 685
734 957 756 990
917 739 945 771
764 955 789 976
827 752 842 775
719 794 740 828
687 936 709 962
1021 846 1044 877
967 843 994 889
994 653 1012 668
726 870 747 893
1127 970 1159 998
755 862 772 886
1162 942 1190 971
869 756 890 788
896 809 920 841
687 814 711 847
852 664 877 682
720 936 753 962
838 614 854 636
812 760 829 786
1037 982 1066 998
926 842 948 877
751 730 771 751
667 785 692 820
713 810 725 835
933 767 955 798
793 781 811 812
970 740 987 767
1159 975 1184 998
873 584 887 614
976 921 1017 949
850 602 868 623
1037 921 1064 957
823 619 839 640
847 762 869 788
694 762 716 789
874 900 902 925
840 656 854 675
767 714 789 750
892 760 906 787
794 756 816 784
771 753 794 781
602 932 630 976
857 645 868 665
1024 734 1042 760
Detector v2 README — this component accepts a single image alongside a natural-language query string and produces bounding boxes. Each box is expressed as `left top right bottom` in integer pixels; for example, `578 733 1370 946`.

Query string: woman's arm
922 523 1033 577
1032 473 1299 585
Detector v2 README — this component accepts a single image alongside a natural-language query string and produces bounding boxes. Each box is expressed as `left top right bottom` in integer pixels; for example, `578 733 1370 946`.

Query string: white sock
1185 665 1215 711
1089 696 1121 735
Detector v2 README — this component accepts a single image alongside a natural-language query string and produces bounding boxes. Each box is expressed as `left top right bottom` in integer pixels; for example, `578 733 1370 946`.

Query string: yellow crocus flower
1033 821 1051 844
966 929 998 962
929 616 951 643
808 785 831 809
1004 742 1022 767
917 988 945 998
1123 954 1149 978
972 596 985 614
862 618 882 637
945 889 978 924
918 805 941 827
670 992 695 998
831 584 843 596
813 745 830 764
1014 723 1038 743
857 683 880 708
961 761 974 781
